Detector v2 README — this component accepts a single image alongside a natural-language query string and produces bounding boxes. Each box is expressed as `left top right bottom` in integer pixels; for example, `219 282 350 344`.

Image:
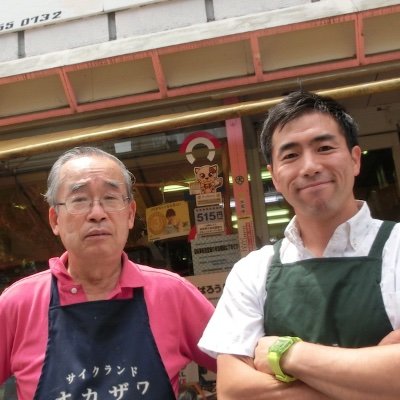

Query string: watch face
269 337 295 354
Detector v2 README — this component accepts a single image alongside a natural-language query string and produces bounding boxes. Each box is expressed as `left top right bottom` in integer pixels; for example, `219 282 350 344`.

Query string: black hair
260 90 359 164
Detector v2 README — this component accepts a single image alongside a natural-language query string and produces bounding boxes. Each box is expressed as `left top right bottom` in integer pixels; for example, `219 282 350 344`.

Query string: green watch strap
267 336 302 383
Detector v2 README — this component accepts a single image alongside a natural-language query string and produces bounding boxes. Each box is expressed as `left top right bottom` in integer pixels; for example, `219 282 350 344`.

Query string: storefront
1 2 400 395
1 96 400 290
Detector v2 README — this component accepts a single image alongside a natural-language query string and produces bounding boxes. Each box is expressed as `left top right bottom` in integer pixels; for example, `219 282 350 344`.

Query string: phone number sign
194 205 225 237
0 1 171 35
0 11 62 33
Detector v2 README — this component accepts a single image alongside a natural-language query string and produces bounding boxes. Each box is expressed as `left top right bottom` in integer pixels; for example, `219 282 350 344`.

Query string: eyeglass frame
55 194 131 214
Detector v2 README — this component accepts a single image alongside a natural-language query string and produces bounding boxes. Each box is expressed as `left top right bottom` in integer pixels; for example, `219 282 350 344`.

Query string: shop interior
1 112 400 292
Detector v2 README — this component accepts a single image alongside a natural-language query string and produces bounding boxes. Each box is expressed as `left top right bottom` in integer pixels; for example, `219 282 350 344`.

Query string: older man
0 146 216 400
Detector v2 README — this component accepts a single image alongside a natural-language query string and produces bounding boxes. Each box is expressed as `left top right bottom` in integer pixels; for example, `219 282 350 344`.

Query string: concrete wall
0 0 398 77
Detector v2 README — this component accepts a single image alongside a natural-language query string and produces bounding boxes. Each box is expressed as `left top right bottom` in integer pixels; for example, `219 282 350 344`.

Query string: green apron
264 221 395 347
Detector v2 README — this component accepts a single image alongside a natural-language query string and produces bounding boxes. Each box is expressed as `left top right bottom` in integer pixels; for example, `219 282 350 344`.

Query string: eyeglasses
56 195 130 214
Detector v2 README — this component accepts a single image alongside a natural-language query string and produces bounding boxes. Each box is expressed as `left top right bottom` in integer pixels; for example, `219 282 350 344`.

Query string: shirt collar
284 200 372 252
50 251 145 289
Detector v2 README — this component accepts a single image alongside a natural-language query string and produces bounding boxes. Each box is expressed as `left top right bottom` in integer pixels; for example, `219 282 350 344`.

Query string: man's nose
300 152 321 176
87 199 107 218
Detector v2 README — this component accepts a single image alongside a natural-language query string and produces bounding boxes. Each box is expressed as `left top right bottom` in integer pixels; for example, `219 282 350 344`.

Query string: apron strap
49 275 60 307
368 221 396 258
271 240 283 264
270 220 396 262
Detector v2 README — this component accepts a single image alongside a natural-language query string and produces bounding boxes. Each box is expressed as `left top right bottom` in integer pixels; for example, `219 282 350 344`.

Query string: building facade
0 0 400 288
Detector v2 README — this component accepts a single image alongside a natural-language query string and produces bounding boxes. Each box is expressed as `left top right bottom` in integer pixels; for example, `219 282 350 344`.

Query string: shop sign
237 216 257 256
186 271 229 306
146 200 190 241
195 192 222 207
191 234 240 275
194 205 225 237
179 131 221 165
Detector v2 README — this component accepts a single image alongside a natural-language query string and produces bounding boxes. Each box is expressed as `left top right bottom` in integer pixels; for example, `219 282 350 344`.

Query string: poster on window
191 234 240 275
146 201 190 241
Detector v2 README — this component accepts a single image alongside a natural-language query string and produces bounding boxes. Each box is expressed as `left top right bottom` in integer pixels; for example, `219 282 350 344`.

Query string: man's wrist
267 336 302 383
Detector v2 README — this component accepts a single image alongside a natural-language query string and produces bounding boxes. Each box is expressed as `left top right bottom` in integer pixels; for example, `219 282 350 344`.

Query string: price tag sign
194 205 225 236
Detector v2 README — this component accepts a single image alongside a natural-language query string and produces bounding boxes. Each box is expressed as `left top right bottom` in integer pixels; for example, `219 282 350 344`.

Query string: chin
304 199 332 215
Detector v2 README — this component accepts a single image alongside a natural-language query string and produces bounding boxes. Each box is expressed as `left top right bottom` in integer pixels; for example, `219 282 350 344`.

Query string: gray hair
44 146 135 207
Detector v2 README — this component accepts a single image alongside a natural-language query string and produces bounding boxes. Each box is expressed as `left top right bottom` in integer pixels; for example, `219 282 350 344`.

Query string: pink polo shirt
0 252 216 399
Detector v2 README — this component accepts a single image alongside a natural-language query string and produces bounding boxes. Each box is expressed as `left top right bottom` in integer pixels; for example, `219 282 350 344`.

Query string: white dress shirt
198 201 400 358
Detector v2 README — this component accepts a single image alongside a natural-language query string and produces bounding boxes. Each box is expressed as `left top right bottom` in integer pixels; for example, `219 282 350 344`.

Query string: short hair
166 208 176 218
260 90 359 164
44 146 135 207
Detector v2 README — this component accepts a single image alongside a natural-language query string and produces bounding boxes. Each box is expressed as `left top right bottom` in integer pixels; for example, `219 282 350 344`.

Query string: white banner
191 234 240 275
0 0 170 34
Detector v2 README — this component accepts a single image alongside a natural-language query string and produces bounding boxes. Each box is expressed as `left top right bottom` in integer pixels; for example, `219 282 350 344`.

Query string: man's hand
253 336 279 374
379 329 400 346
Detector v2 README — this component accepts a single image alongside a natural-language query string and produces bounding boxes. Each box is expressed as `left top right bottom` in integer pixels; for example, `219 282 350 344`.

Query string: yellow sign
146 201 190 241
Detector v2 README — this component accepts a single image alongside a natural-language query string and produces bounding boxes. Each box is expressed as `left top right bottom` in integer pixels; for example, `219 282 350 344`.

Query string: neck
67 258 122 301
296 201 359 257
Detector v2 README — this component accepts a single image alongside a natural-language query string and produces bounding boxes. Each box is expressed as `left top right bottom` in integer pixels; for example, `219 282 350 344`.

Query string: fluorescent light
261 170 271 180
268 217 290 225
265 194 284 203
162 185 189 193
266 209 290 217
230 193 284 208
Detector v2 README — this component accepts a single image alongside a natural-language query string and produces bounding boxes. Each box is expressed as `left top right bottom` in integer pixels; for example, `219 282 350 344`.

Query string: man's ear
49 207 60 236
267 164 280 193
128 200 136 229
351 145 362 177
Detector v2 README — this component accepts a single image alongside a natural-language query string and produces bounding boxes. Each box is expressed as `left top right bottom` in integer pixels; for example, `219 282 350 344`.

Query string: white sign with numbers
194 205 225 237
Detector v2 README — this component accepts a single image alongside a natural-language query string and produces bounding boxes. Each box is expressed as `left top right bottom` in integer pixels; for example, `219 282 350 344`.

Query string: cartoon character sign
194 164 223 194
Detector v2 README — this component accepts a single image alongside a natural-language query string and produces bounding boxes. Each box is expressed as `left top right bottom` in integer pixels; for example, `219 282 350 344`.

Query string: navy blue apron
34 276 176 399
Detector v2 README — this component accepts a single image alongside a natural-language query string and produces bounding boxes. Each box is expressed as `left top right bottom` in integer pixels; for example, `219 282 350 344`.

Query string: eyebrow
68 179 123 193
276 133 336 156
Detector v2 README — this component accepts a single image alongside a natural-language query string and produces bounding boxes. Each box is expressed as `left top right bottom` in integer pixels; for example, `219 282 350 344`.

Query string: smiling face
268 111 361 223
48 155 135 267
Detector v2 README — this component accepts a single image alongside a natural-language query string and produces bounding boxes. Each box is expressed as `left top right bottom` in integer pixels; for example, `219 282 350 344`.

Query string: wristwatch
267 336 302 383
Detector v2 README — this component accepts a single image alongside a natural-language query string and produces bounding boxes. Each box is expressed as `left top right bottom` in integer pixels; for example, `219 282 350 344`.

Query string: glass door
355 132 400 222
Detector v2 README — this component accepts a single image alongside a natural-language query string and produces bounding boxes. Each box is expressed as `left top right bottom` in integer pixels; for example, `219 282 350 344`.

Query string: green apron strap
368 221 396 258
271 220 396 261
266 240 283 282
271 240 283 263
